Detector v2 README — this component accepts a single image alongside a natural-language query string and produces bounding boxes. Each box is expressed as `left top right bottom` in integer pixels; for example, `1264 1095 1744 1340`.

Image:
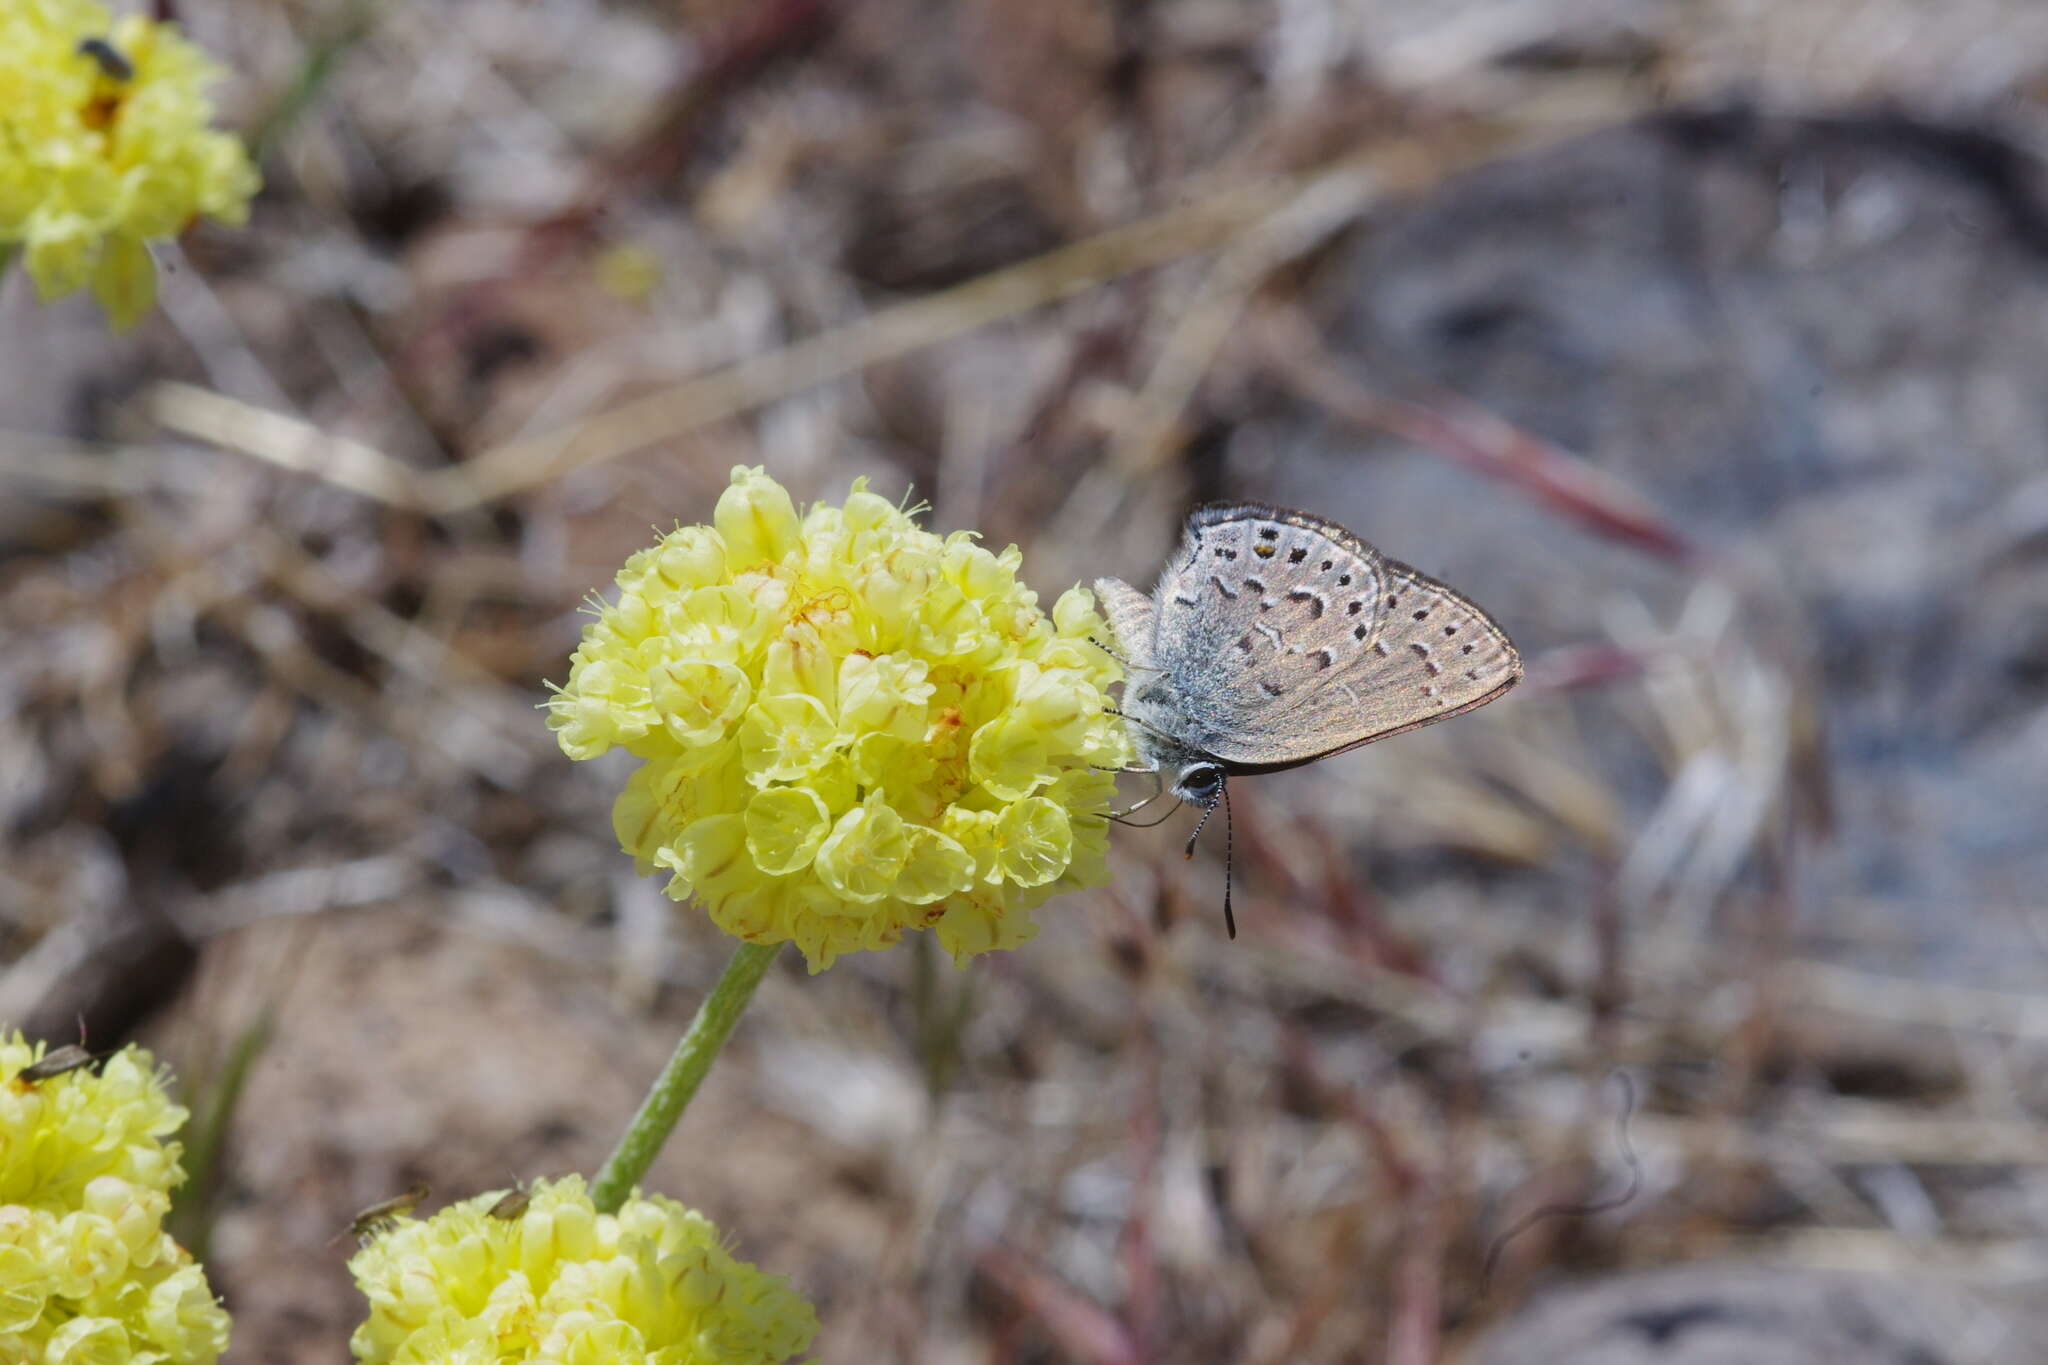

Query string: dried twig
977 1245 1142 1365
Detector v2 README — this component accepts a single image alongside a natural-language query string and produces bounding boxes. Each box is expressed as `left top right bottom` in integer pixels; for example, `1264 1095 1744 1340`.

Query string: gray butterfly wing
1233 552 1522 771
1147 504 1520 771
1092 575 1159 673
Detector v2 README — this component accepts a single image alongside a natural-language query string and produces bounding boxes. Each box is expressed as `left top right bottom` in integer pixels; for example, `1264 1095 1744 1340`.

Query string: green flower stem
591 940 780 1213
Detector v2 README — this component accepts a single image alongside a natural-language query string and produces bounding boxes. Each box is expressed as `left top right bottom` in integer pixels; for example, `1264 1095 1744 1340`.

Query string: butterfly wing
1149 504 1520 771
1092 575 1160 673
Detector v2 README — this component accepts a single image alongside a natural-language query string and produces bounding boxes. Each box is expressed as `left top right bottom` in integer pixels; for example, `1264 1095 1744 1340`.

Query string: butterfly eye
1179 764 1224 803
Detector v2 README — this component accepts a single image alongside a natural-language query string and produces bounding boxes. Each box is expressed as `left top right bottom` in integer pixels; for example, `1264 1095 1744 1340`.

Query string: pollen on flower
348 1175 816 1365
0 1030 231 1363
0 0 261 329
550 465 1131 970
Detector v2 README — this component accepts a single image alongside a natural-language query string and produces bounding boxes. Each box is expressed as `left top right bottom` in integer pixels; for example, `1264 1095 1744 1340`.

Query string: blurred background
7 1 2048 1361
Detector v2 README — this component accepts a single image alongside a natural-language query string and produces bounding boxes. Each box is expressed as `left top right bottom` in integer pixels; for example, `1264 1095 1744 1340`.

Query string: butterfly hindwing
1261 554 1521 767
1139 504 1519 771
1092 575 1160 674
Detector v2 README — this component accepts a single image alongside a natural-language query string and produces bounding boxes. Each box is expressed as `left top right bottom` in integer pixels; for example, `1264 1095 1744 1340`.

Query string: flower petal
968 714 1050 803
837 651 932 743
894 826 975 905
813 798 910 904
996 796 1072 888
90 232 156 332
743 787 832 875
650 659 751 749
714 465 802 567
736 693 838 783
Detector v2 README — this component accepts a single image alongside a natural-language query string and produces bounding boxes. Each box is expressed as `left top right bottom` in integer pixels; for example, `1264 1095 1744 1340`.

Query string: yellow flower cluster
349 1176 817 1365
0 1032 230 1363
550 466 1129 970
0 0 260 329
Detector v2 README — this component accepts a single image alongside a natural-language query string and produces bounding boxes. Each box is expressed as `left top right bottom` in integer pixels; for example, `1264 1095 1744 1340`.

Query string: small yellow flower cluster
550 466 1129 970
349 1175 817 1365
0 0 260 329
0 1032 229 1364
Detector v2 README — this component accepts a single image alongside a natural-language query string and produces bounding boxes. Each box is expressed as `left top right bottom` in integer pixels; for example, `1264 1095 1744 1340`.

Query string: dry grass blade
1783 960 2048 1042
142 383 428 509
0 435 214 496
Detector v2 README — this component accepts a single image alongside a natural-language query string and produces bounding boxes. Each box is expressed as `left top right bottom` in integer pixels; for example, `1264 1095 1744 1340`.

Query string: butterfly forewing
1139 504 1519 771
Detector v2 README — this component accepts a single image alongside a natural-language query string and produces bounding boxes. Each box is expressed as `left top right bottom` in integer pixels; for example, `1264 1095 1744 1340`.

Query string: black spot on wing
1287 589 1324 618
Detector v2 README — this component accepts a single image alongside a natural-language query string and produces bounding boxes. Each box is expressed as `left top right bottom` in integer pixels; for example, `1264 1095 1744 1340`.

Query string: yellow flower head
550 466 1130 970
348 1175 817 1365
0 1031 230 1364
0 0 261 329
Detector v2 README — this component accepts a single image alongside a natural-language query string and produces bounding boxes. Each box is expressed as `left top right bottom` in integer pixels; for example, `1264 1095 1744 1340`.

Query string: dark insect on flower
339 1184 430 1247
485 1188 531 1221
18 1044 94 1083
78 36 135 80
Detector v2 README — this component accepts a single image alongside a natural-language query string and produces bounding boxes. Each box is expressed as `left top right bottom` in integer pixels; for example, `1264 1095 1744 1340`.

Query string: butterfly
1094 502 1521 935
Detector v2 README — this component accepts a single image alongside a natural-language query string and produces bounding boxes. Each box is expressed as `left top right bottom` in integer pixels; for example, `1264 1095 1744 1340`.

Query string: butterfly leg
1091 724 1158 778
1109 768 1172 824
1111 802 1183 829
1103 705 1185 757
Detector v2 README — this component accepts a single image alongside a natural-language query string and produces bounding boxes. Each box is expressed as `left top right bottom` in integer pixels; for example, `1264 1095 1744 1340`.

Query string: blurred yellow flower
0 1031 230 1364
550 466 1129 970
0 0 260 329
593 242 664 303
349 1175 816 1365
